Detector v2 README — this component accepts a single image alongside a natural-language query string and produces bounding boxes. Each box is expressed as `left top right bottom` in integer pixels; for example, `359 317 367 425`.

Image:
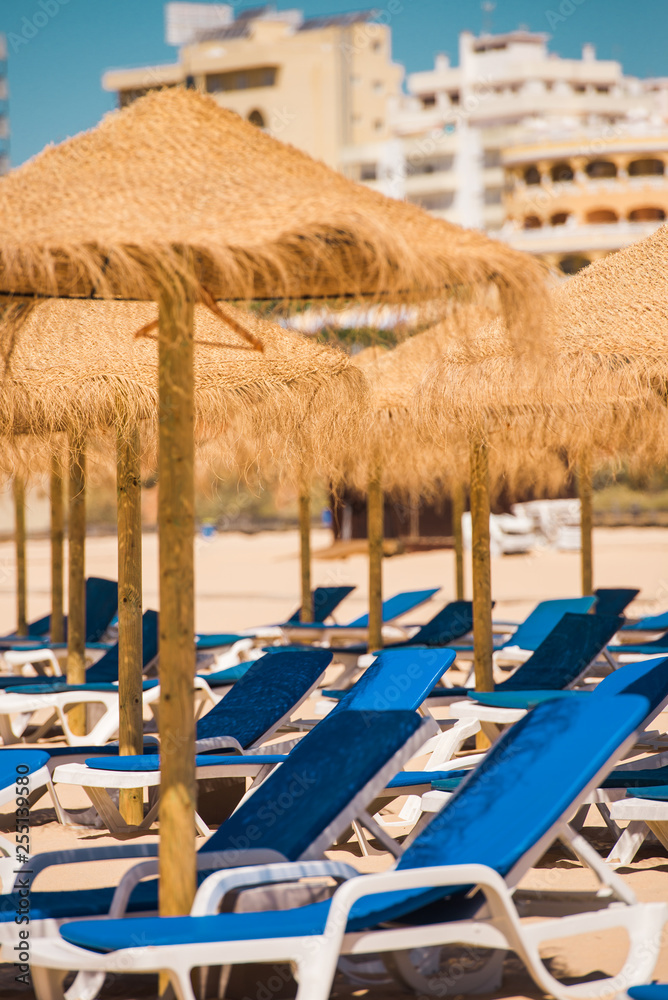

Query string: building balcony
501 219 665 255
403 171 456 195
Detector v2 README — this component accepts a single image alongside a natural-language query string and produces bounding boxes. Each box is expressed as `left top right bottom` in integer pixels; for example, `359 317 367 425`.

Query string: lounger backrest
86 610 159 683
505 596 596 651
594 654 668 717
624 611 668 632
345 693 648 929
23 576 118 641
285 586 355 625
407 601 474 646
83 577 119 643
347 589 439 628
195 648 331 747
593 588 639 618
338 647 456 713
502 612 621 691
205 708 430 860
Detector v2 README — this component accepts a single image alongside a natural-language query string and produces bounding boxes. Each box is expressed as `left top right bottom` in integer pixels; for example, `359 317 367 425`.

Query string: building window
372 80 384 94
596 85 610 93
585 208 618 224
550 212 570 226
407 191 455 211
359 162 377 181
421 94 436 108
449 91 460 105
406 155 454 176
628 158 665 176
373 119 384 131
573 84 586 93
206 66 278 93
559 254 590 274
483 149 501 168
523 215 542 229
586 160 617 179
524 166 541 185
629 206 666 221
119 85 165 108
484 188 503 205
372 39 382 52
551 162 574 182
247 109 266 128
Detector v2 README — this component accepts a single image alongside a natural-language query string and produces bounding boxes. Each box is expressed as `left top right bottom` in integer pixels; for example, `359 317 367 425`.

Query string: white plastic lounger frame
28 718 668 1000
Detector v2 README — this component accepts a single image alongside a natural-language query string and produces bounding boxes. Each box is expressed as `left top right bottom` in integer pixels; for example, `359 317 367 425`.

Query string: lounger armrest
109 848 288 918
11 844 158 892
324 863 511 940
3 648 61 673
194 736 244 754
192 859 360 916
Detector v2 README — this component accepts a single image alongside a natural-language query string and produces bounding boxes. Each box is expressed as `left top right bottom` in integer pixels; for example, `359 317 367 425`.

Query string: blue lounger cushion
0 709 424 924
195 633 247 650
0 750 51 788
84 753 288 772
57 693 649 952
627 989 668 1000
624 785 668 801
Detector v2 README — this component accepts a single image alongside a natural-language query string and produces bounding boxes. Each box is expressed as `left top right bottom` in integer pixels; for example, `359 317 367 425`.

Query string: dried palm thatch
0 88 547 336
0 299 369 484
415 297 668 469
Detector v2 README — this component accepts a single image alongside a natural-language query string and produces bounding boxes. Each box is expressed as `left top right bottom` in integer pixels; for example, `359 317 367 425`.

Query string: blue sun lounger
0 577 118 648
48 646 456 834
29 692 667 1000
194 586 356 649
449 596 597 665
0 706 434 962
279 588 440 644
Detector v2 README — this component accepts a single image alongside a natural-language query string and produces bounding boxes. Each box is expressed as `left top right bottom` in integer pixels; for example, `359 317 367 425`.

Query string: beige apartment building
103 6 668 274
103 3 403 171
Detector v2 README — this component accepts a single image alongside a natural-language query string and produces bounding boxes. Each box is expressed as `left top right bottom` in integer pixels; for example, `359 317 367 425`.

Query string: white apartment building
344 29 668 272
103 7 668 273
0 35 8 175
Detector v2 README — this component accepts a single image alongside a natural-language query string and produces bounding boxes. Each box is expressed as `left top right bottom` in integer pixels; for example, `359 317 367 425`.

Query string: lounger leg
293 947 338 1000
607 821 648 867
30 965 68 1000
646 820 668 854
61 969 106 1000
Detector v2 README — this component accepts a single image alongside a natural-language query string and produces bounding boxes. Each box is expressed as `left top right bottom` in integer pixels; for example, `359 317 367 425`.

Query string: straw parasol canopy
0 299 368 480
0 87 547 329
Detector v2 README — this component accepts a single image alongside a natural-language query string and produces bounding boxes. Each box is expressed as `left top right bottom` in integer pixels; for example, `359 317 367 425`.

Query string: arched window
586 160 617 179
628 158 665 176
523 215 542 229
585 208 618 224
524 165 541 185
247 109 266 128
551 162 573 182
559 255 590 275
550 212 569 226
629 206 666 221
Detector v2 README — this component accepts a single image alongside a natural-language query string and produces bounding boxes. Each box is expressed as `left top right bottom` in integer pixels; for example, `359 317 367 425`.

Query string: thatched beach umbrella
1 297 367 820
0 86 547 917
416 305 667 691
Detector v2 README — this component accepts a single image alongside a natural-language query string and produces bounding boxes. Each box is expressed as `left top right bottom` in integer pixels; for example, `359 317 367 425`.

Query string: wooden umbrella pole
157 288 196 919
469 433 493 694
298 485 313 623
367 465 384 652
67 429 87 735
50 452 65 644
452 478 465 602
14 476 27 637
117 420 144 827
579 449 594 596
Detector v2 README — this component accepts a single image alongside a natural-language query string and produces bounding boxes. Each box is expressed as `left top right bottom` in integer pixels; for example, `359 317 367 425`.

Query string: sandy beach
0 525 666 999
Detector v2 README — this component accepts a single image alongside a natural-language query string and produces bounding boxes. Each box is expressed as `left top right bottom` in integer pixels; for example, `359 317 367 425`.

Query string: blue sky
1 0 667 166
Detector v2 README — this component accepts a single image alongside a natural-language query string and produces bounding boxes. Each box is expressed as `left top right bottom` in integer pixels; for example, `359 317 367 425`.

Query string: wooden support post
50 453 65 644
157 289 196 919
67 431 87 735
579 450 594 597
14 476 27 637
298 486 312 623
470 434 493 694
367 467 384 652
452 479 465 602
117 421 144 827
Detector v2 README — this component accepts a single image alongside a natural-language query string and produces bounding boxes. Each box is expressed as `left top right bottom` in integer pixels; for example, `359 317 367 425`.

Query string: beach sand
0 525 666 999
